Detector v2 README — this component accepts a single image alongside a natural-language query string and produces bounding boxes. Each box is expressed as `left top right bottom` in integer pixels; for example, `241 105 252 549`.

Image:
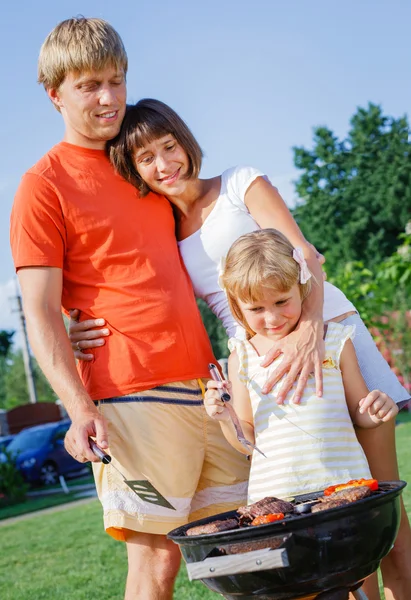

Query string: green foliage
0 331 14 357
197 299 229 359
327 262 384 325
328 228 411 388
293 104 411 276
376 229 411 290
0 331 14 408
0 350 57 410
0 449 28 505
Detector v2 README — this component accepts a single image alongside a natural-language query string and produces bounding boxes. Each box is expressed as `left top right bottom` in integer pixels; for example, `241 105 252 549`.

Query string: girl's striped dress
229 322 371 503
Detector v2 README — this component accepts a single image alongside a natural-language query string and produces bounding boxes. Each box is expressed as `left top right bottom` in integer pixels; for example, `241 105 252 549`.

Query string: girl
69 99 411 599
204 228 398 502
204 229 399 600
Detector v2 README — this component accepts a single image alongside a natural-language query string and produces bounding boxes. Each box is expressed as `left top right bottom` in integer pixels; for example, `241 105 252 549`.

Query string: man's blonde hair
221 229 313 338
38 17 128 90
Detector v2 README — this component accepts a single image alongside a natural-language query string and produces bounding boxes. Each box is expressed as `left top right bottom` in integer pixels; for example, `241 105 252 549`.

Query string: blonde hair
221 229 313 338
38 17 128 91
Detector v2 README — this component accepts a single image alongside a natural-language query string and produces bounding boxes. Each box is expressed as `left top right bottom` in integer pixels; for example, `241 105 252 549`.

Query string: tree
328 226 411 392
0 331 14 357
0 330 15 408
197 300 229 359
0 350 57 410
292 104 411 276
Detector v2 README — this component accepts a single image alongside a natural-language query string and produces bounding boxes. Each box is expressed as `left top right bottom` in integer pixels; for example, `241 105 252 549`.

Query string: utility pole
11 281 38 404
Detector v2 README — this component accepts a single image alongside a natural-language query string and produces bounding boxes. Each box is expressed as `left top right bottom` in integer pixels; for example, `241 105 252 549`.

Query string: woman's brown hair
108 99 203 196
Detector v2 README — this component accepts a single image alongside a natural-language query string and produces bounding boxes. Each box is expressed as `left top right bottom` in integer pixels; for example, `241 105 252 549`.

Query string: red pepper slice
251 513 285 526
324 478 378 496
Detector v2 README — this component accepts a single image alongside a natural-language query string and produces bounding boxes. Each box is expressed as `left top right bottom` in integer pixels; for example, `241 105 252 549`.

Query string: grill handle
186 547 289 581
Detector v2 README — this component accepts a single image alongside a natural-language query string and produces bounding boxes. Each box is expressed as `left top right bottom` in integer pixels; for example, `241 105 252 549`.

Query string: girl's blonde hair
221 229 313 338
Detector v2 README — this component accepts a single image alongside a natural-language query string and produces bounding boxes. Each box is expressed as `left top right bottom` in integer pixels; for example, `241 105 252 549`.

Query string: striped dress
229 322 371 503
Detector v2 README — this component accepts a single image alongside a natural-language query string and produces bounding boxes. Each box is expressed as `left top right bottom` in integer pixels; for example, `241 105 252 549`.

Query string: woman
70 99 411 599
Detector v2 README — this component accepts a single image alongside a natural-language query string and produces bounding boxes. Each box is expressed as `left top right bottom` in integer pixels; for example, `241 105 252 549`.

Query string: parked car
1 420 85 486
0 435 15 452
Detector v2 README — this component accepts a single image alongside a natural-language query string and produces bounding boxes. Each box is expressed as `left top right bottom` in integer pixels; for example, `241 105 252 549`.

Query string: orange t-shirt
10 142 215 400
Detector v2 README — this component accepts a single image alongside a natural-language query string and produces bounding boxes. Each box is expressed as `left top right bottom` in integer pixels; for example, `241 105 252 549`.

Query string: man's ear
47 87 63 112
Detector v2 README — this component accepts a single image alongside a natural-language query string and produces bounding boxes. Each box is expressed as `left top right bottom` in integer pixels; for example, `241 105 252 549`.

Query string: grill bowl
168 481 406 599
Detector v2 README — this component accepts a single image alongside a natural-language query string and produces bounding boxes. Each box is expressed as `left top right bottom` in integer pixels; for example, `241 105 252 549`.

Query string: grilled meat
186 518 238 536
312 485 372 512
237 497 294 522
219 537 285 555
186 485 374 535
326 485 371 503
312 499 350 512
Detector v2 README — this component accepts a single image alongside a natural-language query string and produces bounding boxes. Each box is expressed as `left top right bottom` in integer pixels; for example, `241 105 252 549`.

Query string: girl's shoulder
324 321 356 368
228 336 248 360
228 337 261 384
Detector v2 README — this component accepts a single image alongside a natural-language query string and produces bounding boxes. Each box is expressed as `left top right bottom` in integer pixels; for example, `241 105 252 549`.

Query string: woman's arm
68 309 110 361
245 176 325 403
204 351 255 454
340 339 399 427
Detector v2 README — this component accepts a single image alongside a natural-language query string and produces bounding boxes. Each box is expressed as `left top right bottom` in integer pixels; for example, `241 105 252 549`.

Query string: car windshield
7 428 52 453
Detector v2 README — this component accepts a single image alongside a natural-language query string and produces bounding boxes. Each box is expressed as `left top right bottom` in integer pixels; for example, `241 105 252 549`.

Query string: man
10 17 249 600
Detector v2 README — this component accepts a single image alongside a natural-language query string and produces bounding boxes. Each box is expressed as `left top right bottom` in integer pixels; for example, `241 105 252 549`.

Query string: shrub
0 449 28 505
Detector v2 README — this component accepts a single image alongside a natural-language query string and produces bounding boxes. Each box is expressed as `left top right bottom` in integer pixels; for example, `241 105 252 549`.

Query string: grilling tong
208 363 266 458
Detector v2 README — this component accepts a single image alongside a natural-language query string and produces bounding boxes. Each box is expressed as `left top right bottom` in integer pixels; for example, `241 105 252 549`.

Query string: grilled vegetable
251 513 285 526
324 478 378 496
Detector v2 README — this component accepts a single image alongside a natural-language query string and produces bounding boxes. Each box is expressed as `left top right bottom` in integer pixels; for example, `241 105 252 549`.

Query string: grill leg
352 589 368 600
315 586 368 600
315 590 349 599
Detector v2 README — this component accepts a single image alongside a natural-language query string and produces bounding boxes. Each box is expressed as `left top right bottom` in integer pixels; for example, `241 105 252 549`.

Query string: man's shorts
92 380 250 541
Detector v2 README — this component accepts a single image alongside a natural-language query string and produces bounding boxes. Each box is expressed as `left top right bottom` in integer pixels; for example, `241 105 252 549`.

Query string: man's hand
260 319 325 403
64 406 109 463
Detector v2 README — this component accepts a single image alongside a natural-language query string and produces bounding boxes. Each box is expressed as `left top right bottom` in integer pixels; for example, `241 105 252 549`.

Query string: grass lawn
0 414 410 600
0 490 92 521
0 475 96 521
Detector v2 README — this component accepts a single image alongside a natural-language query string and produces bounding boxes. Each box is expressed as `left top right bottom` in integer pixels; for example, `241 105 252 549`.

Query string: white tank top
229 322 371 503
178 166 356 338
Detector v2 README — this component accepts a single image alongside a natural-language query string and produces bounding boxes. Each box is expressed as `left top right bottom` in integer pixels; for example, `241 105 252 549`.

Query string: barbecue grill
168 480 406 600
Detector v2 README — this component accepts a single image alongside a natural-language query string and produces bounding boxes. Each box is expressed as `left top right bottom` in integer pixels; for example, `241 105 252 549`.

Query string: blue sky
1 0 410 339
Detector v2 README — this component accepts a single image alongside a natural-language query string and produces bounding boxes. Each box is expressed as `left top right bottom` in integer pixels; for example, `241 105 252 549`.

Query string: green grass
0 500 218 600
0 473 95 520
395 411 411 514
0 415 409 600
0 490 92 521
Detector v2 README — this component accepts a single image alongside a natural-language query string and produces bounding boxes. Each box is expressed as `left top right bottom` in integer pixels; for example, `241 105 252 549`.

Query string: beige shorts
92 380 249 541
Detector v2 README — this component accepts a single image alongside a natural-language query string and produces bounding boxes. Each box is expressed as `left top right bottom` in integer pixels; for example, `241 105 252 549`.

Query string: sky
1 0 410 343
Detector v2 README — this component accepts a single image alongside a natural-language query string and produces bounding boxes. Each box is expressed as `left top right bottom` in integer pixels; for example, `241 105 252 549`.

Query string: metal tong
208 363 266 458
